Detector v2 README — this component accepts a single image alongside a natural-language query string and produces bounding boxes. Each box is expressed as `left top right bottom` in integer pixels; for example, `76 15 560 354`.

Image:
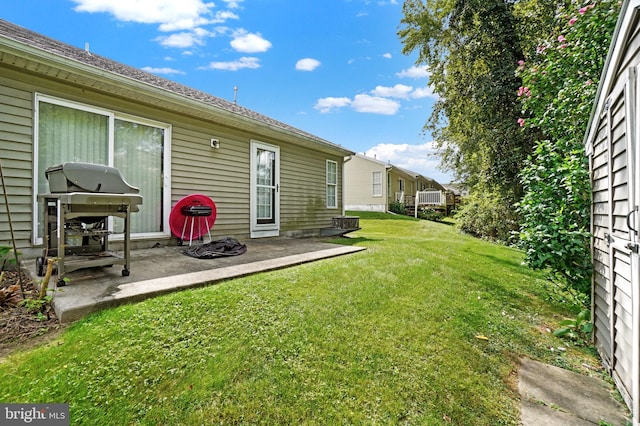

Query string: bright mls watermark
1 404 69 425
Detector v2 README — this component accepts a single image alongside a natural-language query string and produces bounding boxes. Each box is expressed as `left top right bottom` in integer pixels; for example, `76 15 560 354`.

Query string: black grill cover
45 162 139 194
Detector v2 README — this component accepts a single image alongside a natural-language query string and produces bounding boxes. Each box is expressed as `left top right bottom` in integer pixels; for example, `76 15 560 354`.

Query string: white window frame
32 93 172 244
372 171 382 197
326 160 338 209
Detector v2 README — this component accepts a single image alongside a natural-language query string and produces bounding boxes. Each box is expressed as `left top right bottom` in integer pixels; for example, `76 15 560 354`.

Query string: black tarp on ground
182 237 247 259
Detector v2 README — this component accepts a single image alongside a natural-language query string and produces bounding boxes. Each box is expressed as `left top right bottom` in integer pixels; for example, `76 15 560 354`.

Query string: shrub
417 208 444 222
456 190 519 243
388 201 406 215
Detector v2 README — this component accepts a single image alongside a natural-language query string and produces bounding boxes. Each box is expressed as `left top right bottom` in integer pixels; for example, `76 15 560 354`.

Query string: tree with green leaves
399 0 537 241
516 0 620 296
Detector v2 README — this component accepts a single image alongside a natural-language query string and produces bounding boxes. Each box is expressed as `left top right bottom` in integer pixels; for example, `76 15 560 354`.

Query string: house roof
353 153 392 168
584 0 639 154
351 154 445 189
0 19 354 156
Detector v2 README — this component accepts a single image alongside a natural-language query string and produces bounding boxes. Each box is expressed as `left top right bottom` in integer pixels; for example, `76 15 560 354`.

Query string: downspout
342 155 352 216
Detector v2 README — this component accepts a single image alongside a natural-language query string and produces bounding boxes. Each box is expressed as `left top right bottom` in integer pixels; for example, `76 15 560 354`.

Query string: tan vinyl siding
170 124 251 238
0 73 33 248
0 59 347 248
279 143 343 235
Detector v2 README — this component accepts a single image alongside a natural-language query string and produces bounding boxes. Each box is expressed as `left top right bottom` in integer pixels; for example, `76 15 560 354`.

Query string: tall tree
516 0 620 296
400 0 537 240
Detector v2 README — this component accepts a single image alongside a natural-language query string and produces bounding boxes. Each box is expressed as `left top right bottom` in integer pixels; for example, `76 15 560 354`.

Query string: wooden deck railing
414 190 446 217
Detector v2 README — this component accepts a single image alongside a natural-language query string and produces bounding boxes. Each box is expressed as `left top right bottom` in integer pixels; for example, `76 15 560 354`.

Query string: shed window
34 94 170 242
372 171 382 197
326 160 338 209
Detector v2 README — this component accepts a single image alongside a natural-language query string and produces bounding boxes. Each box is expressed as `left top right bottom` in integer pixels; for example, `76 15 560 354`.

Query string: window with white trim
372 171 382 197
34 94 170 242
326 160 338 209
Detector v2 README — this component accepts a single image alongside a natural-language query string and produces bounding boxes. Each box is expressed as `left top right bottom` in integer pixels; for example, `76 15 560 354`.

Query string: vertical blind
114 119 163 234
37 98 165 236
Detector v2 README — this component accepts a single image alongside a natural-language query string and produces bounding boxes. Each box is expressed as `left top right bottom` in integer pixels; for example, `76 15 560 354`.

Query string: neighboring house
584 0 640 422
392 165 445 209
387 165 417 206
343 154 390 212
0 20 354 257
344 154 445 212
443 183 469 198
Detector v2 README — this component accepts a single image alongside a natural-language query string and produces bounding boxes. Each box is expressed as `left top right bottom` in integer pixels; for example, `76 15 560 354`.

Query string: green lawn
1 213 600 425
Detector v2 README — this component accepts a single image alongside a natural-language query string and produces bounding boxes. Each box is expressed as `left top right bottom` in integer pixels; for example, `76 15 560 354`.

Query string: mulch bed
0 269 63 358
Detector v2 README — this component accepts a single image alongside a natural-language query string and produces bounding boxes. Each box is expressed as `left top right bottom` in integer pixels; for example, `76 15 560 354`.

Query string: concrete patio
28 237 365 323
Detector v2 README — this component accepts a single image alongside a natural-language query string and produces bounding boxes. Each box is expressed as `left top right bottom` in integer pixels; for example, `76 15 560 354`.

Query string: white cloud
141 66 185 75
156 28 210 48
314 93 402 115
365 142 450 182
230 29 272 53
212 10 240 23
222 0 243 8
410 85 438 99
314 97 352 113
72 0 215 30
351 94 400 115
396 65 430 79
296 58 321 71
371 84 413 99
157 11 237 31
383 53 392 59
206 57 261 71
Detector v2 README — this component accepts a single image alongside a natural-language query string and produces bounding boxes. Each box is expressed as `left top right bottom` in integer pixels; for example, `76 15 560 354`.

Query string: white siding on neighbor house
344 155 388 212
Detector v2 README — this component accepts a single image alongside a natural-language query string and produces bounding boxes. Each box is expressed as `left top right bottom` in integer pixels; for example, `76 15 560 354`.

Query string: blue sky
2 0 453 183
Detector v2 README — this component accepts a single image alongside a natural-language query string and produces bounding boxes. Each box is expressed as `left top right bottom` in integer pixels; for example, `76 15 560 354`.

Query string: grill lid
45 162 140 194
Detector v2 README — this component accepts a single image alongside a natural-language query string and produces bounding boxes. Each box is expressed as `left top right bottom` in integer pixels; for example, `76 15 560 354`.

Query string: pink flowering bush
516 0 620 295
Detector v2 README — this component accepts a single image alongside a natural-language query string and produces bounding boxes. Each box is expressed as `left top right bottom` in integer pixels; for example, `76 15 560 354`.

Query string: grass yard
0 213 601 425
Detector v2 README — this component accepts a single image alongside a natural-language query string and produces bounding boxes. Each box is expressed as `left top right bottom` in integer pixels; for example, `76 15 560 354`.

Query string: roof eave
0 35 354 157
584 0 639 155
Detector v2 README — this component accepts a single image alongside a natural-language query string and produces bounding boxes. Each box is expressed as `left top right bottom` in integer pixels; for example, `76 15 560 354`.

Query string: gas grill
37 162 143 285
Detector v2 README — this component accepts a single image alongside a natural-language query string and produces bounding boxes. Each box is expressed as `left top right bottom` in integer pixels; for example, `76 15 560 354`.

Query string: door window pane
256 148 275 223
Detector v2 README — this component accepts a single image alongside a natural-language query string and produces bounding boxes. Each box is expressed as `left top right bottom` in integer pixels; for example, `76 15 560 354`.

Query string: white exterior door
250 141 280 238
